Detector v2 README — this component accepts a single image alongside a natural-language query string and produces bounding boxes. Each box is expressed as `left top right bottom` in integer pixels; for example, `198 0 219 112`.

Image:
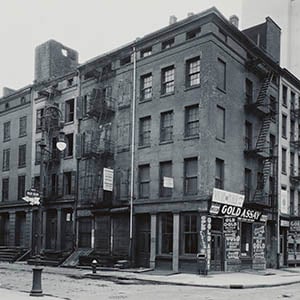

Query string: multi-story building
0 85 33 259
2 6 299 273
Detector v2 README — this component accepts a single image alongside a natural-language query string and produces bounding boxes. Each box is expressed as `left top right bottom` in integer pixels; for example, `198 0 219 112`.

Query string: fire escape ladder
252 158 272 205
255 71 273 107
255 115 272 152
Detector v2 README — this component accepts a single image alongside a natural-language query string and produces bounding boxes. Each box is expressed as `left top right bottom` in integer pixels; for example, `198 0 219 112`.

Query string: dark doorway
135 214 150 268
78 218 92 248
210 217 224 271
61 210 74 250
0 213 9 246
15 212 26 247
46 210 57 250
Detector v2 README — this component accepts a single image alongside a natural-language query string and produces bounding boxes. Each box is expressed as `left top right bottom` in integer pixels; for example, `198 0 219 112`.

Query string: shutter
76 96 83 120
71 171 76 195
75 133 82 159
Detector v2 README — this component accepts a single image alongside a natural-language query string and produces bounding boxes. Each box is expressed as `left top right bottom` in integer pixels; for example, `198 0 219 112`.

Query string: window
138 164 150 198
140 73 152 100
215 158 224 189
5 102 9 110
244 169 252 202
35 141 41 164
184 157 198 195
20 96 26 104
33 176 40 190
160 110 173 142
185 105 199 137
162 38 174 50
2 149 10 171
159 161 172 197
216 106 225 140
186 57 200 87
65 99 75 123
282 148 287 173
82 94 89 116
65 133 74 157
219 29 227 42
298 192 300 217
141 47 152 58
241 222 252 257
282 85 287 106
270 96 277 115
291 152 295 175
2 178 9 202
257 172 264 190
183 214 198 254
245 121 253 150
51 174 58 195
36 108 44 131
290 189 295 216
291 91 296 109
19 116 27 137
63 172 72 195
217 58 226 91
120 55 131 66
3 121 10 142
18 144 26 168
282 114 287 138
245 79 253 104
186 28 201 40
270 134 276 157
139 116 151 146
17 175 26 200
161 65 175 95
161 214 173 254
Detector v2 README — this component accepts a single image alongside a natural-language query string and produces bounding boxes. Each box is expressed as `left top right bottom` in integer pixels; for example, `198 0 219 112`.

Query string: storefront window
241 222 252 257
161 214 173 254
183 214 198 254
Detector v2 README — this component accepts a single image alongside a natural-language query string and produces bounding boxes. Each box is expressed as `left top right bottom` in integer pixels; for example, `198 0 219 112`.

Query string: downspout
129 45 137 263
74 69 81 250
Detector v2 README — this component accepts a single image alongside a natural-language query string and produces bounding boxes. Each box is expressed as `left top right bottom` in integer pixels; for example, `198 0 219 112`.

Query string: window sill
216 87 226 94
159 140 173 145
64 155 73 160
282 136 287 140
18 165 26 169
185 84 201 91
2 169 9 172
3 139 11 143
64 121 74 126
138 145 151 149
139 98 152 104
184 135 199 141
282 171 287 175
160 92 175 98
282 103 288 108
19 134 27 138
216 137 225 143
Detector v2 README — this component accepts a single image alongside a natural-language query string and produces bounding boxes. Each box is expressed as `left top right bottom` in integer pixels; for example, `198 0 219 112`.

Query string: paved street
1 263 300 299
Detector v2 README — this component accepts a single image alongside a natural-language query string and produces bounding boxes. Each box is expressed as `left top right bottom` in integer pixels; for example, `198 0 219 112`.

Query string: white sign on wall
163 177 174 188
103 168 114 191
212 188 245 208
280 189 288 214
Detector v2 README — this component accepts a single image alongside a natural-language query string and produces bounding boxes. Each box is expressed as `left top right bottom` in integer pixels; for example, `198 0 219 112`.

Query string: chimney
229 15 239 28
3 87 15 97
187 12 194 17
169 15 177 25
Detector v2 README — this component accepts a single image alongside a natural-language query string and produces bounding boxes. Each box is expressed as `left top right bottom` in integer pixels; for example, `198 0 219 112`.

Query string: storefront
287 218 300 266
206 189 267 272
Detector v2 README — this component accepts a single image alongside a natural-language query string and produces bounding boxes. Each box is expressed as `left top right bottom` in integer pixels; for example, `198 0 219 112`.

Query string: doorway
211 232 224 271
15 212 26 247
135 214 150 268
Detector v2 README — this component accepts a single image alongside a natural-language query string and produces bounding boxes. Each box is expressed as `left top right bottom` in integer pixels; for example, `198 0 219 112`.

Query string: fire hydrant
91 259 97 274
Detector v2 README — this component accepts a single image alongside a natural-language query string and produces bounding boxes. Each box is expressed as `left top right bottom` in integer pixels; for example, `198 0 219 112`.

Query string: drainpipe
74 69 81 250
129 45 137 264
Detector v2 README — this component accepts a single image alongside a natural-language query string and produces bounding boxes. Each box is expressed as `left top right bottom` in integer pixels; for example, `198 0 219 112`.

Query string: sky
0 0 242 97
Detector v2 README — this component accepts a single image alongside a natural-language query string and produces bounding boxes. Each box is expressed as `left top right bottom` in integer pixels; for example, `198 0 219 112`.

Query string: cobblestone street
1 265 300 299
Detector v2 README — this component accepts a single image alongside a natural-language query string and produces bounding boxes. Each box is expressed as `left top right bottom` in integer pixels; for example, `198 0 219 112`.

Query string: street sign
23 188 41 205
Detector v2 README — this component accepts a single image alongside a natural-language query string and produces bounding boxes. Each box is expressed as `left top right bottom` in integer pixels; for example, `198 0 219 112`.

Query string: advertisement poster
252 224 266 265
223 217 240 262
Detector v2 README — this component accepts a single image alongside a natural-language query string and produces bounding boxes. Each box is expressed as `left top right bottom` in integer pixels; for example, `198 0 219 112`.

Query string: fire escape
290 106 300 186
79 65 116 207
244 64 277 208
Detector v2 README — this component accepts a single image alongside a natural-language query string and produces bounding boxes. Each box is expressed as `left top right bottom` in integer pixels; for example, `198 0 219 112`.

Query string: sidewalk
2 261 300 289
0 288 64 300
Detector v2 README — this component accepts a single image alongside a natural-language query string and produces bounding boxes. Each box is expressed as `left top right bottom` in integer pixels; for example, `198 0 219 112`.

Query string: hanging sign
280 189 288 214
103 168 114 191
212 188 244 207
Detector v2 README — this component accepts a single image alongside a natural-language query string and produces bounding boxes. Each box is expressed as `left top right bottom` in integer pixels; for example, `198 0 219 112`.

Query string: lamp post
30 104 66 297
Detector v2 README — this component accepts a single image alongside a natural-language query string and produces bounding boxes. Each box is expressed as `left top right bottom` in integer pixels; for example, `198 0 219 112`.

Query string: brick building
1 6 299 273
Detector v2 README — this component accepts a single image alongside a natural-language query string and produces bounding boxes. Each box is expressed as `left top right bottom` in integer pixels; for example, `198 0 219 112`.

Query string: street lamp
30 104 66 297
